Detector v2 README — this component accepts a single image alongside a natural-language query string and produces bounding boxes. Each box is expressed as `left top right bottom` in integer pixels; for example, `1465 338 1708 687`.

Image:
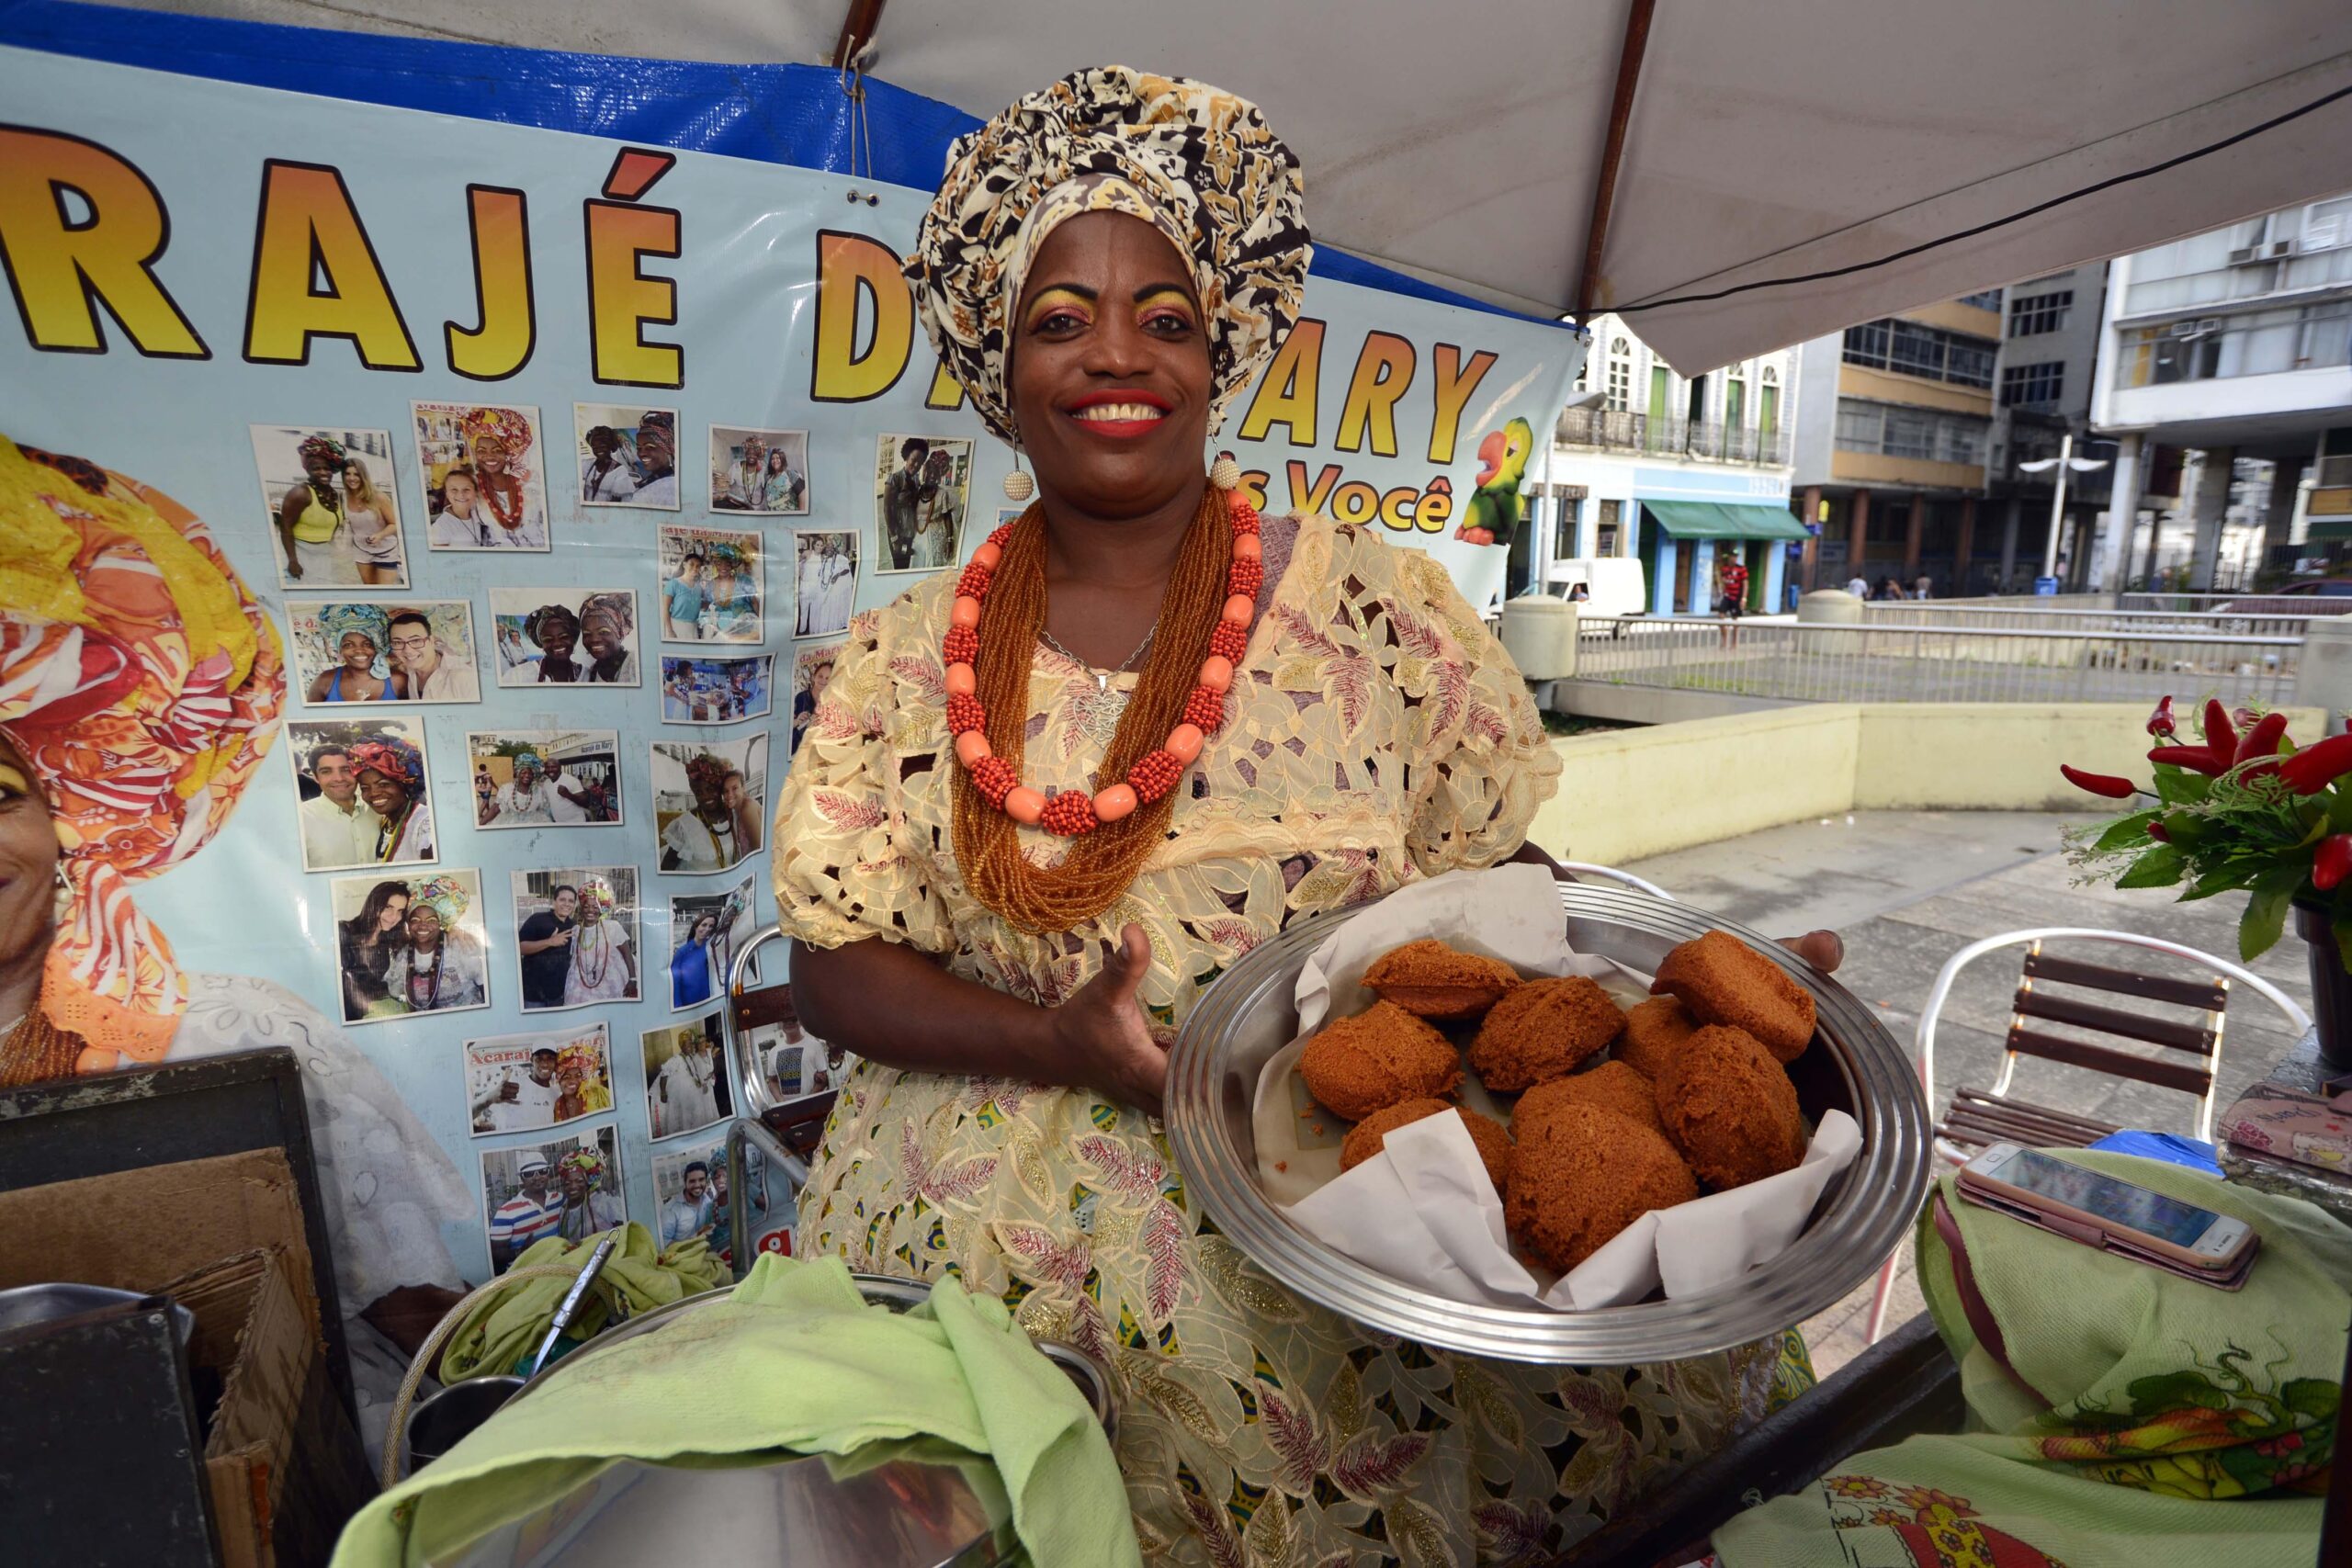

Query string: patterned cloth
773 514 1792 1563
906 66 1312 443
460 405 534 457
348 735 424 795
0 435 285 1066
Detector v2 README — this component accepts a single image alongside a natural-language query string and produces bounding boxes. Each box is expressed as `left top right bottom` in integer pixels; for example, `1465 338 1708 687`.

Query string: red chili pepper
2316 834 2352 892
2059 764 2137 799
2234 711 2290 765
2146 819 2171 842
2279 733 2352 795
2149 744 2230 777
2145 696 2177 739
2202 699 2237 764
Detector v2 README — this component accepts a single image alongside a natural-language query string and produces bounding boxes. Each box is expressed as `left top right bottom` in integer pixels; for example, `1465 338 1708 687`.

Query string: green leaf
2092 810 2160 852
2241 889 2290 962
2335 909 2352 978
2253 863 2309 896
2128 1370 2229 1414
2116 844 2188 889
2282 1378 2341 1420
2152 764 2211 807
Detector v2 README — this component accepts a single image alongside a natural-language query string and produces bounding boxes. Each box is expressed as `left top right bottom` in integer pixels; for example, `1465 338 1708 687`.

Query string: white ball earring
1002 446 1035 502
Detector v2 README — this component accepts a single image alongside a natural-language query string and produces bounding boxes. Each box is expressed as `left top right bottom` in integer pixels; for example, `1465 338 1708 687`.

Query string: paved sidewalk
1622 810 2316 1376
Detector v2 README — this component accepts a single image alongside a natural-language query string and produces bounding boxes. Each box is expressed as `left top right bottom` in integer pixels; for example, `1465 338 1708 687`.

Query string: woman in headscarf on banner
553 1145 626 1243
458 406 546 548
769 73 1838 1562
275 432 356 584
550 1040 612 1122
662 751 740 873
386 874 486 1013
305 604 406 704
561 874 637 1008
519 603 584 682
349 735 433 864
0 434 471 1461
579 592 638 684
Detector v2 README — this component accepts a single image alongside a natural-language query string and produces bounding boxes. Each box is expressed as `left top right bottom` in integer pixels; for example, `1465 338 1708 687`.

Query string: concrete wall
1530 701 2327 864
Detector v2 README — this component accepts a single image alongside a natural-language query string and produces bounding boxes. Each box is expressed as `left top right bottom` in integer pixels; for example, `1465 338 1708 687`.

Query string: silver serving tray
1165 880 1929 1362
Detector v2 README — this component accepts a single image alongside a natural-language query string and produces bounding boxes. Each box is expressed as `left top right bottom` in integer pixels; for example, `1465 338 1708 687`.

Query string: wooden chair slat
731 987 802 1032
1943 1093 2117 1149
1949 1088 2120 1139
2003 1029 2214 1096
2010 989 2216 1055
2020 951 2228 1011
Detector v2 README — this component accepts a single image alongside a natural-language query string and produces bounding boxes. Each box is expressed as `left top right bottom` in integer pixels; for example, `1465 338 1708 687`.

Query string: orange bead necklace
945 487 1262 837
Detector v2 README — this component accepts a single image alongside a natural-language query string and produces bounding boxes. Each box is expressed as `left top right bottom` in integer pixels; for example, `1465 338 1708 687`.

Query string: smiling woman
768 68 1806 1563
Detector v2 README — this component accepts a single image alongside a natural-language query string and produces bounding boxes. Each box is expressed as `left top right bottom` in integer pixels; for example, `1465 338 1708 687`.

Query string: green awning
1641 500 1809 541
2304 516 2352 543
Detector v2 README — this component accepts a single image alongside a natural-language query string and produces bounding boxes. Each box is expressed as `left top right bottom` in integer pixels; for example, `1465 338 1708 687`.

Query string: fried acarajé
1655 1024 1807 1190
1340 1098 1514 1193
1616 997 1697 1081
1467 976 1625 1092
1363 939 1521 1021
1505 1101 1697 1273
1514 1060 1664 1136
1299 1000 1463 1120
1649 930 1815 1063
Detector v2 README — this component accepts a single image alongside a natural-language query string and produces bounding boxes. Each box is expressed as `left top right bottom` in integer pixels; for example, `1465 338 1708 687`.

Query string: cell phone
1957 1144 2256 1277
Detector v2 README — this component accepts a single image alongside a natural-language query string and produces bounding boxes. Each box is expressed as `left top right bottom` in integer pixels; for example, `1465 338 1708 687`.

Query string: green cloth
333 1254 1138 1568
1716 1153 2350 1568
1638 499 1809 541
438 1224 727 1382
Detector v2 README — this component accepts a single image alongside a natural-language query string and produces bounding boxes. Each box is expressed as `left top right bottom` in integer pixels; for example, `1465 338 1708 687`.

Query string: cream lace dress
772 513 1796 1566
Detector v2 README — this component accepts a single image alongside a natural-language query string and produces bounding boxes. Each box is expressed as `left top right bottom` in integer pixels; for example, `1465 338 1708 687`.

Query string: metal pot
415 1274 1118 1568
1163 879 1931 1362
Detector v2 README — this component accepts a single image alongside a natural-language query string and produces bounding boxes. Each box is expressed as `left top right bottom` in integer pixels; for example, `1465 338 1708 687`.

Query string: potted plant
2063 696 2352 1068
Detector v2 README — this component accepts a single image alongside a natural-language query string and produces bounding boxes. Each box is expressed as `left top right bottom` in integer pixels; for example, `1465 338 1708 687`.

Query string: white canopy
125 0 2352 370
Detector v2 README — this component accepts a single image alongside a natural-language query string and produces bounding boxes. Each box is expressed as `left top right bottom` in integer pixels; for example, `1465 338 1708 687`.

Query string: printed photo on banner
573 402 680 509
667 872 755 1011
651 1137 766 1267
746 985 856 1107
287 717 437 872
467 730 623 829
247 424 405 590
465 1022 614 1137
512 865 641 1013
708 425 809 515
657 525 764 644
329 869 490 1026
642 1012 733 1141
652 734 767 874
874 434 972 573
660 653 772 726
789 640 844 755
413 401 549 550
288 599 481 705
488 588 641 687
792 530 857 639
481 1124 624 1274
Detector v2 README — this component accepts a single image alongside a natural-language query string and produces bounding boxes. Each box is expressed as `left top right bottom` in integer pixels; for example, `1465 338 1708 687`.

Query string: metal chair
1861 926 2310 1343
718 925 838 1280
1558 861 1676 900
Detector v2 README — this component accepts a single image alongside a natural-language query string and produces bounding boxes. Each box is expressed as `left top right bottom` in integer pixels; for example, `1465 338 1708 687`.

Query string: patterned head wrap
578 592 633 638
296 434 347 469
576 873 616 921
347 736 424 798
684 752 729 797
556 1041 597 1078
408 873 469 929
560 1146 606 1180
513 750 541 776
524 604 579 647
906 66 1311 444
459 407 533 457
320 602 388 660
0 436 285 1067
637 411 674 439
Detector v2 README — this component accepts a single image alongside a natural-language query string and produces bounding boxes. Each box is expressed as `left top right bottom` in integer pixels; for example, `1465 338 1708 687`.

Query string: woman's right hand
1050 923 1170 1116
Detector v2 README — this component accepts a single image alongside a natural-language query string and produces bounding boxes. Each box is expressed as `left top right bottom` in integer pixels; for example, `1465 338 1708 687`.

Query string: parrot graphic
1453 416 1532 547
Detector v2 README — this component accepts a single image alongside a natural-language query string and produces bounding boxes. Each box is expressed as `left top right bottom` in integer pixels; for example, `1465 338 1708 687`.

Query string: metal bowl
1165 880 1930 1362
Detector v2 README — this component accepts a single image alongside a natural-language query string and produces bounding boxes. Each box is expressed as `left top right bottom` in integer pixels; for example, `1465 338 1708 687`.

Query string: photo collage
258 405 941 1275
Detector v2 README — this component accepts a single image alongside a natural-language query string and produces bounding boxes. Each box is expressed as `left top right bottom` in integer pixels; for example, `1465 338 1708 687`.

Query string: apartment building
2089 190 2352 589
1983 265 2134 590
1541 314 1803 615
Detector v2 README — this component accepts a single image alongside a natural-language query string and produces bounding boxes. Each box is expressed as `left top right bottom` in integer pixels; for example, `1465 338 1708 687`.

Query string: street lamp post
2019 433 2110 591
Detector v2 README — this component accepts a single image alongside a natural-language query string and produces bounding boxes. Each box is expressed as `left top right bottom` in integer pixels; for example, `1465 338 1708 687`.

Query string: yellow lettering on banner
1233 469 1271 513
811 231 912 402
243 161 420 370
1330 481 1381 526
1284 460 1342 517
583 197 682 388
1427 344 1498 465
925 360 967 411
1415 483 1454 534
0 128 208 358
1335 331 1414 457
1237 318 1325 447
446 186 535 380
1378 486 1420 532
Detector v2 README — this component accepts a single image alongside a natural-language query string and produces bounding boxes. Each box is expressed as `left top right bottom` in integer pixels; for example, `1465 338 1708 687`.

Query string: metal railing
1555 407 1792 466
2120 591 2352 616
1860 602 2322 638
1573 615 2300 706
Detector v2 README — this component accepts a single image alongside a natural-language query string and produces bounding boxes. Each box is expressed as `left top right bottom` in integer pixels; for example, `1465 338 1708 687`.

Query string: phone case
1955 1174 2258 1290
